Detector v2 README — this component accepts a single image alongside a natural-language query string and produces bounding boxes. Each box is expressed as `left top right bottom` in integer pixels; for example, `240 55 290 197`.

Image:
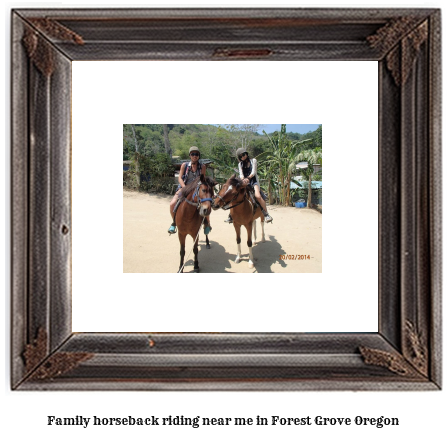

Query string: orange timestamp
279 255 311 260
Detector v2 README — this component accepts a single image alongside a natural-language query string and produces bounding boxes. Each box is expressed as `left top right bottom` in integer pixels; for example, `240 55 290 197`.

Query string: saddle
173 197 184 213
245 186 267 215
171 197 185 226
247 190 257 213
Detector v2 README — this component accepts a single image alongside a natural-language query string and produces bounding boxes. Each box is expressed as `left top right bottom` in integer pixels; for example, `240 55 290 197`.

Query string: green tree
208 144 238 181
216 124 262 157
130 124 141 187
163 124 172 157
258 125 312 206
123 124 135 160
293 148 322 208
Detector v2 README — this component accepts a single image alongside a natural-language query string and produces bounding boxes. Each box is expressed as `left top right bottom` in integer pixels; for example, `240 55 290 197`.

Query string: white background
2 1 445 438
72 60 378 332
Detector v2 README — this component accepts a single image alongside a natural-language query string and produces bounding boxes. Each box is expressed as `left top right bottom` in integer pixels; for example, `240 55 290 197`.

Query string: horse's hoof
235 257 241 264
193 268 200 273
206 244 211 249
248 262 254 269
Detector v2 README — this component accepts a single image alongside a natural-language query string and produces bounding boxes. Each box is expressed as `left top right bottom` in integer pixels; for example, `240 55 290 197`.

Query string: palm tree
257 124 312 206
292 148 322 208
257 164 277 205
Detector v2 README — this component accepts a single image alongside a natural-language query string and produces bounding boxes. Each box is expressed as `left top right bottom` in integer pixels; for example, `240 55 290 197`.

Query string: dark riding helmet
236 147 248 160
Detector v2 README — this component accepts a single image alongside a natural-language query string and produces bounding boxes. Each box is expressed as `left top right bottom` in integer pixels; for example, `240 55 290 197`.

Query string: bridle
184 181 213 210
214 184 246 211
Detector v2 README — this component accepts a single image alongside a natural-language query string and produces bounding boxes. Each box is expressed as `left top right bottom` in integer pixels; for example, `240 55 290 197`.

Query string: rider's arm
238 162 244 180
247 158 257 180
201 164 207 176
178 163 186 187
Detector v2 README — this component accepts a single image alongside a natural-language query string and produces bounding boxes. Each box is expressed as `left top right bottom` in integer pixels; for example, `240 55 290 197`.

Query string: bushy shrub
124 151 176 194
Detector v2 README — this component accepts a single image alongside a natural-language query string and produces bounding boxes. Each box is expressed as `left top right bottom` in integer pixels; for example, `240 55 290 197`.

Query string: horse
212 174 265 269
172 174 216 273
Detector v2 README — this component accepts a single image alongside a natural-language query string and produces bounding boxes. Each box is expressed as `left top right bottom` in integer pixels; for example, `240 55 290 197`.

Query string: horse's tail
254 218 257 241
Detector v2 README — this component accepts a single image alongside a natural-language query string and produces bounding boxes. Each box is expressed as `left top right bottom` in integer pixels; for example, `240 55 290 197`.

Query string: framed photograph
120 122 324 275
11 8 441 390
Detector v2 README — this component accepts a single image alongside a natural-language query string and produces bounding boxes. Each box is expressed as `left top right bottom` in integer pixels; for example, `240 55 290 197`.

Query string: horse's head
195 174 216 217
212 174 246 211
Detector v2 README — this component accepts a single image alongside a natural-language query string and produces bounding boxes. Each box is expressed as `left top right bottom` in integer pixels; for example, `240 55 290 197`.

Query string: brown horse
172 174 216 273
212 175 265 269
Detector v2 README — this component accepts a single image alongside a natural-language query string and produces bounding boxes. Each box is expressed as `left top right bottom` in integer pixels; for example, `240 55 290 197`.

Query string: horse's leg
178 232 186 273
234 223 242 264
193 235 200 273
253 219 257 242
204 217 211 249
260 216 266 243
246 221 255 269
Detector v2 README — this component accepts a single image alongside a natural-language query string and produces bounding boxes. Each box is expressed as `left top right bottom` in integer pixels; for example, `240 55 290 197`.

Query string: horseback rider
168 146 212 234
224 147 273 224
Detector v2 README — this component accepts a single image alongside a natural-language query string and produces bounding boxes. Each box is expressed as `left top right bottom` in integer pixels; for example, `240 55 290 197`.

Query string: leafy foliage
287 124 322 149
257 125 313 206
123 124 322 203
293 148 323 207
130 152 174 178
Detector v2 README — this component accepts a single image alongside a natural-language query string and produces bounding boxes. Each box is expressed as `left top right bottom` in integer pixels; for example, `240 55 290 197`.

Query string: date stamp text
279 255 311 260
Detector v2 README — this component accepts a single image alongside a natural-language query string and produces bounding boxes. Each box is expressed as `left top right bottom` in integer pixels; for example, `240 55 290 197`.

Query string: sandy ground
123 190 322 273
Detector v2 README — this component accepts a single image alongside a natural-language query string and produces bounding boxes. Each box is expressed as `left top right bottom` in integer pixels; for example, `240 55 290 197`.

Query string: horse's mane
180 175 216 199
228 174 243 190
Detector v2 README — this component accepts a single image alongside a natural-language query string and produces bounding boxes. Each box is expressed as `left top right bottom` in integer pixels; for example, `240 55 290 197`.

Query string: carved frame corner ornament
367 17 429 86
22 17 84 76
11 8 441 390
23 329 94 381
359 346 423 379
359 319 429 379
404 320 428 377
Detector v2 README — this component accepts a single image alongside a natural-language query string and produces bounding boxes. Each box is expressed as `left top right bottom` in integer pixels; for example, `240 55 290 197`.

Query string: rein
215 189 246 211
172 181 213 228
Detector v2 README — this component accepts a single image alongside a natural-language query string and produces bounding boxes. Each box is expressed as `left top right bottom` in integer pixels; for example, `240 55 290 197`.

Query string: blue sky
212 124 320 134
260 124 320 134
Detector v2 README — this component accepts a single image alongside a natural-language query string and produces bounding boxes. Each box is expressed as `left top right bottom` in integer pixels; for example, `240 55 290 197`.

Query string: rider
224 147 273 224
168 146 212 235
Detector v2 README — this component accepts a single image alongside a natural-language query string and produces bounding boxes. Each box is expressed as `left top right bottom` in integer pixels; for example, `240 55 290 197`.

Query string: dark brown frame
11 8 441 390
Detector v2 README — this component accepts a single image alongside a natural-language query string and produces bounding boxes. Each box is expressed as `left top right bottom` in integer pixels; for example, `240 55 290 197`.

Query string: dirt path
123 190 322 273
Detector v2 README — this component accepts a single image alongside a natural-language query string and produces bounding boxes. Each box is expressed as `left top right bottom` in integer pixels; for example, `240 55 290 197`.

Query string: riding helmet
189 146 200 155
236 147 247 159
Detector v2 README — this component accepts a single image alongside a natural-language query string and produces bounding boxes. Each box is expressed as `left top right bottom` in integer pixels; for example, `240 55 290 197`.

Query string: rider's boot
168 199 182 234
262 210 273 223
168 222 177 234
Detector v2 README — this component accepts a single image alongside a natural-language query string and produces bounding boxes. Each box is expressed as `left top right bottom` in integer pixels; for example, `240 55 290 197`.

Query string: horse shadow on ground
250 235 287 273
180 234 288 273
181 235 233 273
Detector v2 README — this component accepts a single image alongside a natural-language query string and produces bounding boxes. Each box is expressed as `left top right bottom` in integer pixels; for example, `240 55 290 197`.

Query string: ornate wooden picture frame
11 8 441 390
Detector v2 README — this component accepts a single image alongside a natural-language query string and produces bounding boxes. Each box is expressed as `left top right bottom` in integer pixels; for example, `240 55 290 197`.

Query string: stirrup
263 213 273 223
168 224 177 234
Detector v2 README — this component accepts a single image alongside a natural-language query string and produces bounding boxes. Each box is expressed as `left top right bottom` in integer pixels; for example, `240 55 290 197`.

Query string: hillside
123 124 322 161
